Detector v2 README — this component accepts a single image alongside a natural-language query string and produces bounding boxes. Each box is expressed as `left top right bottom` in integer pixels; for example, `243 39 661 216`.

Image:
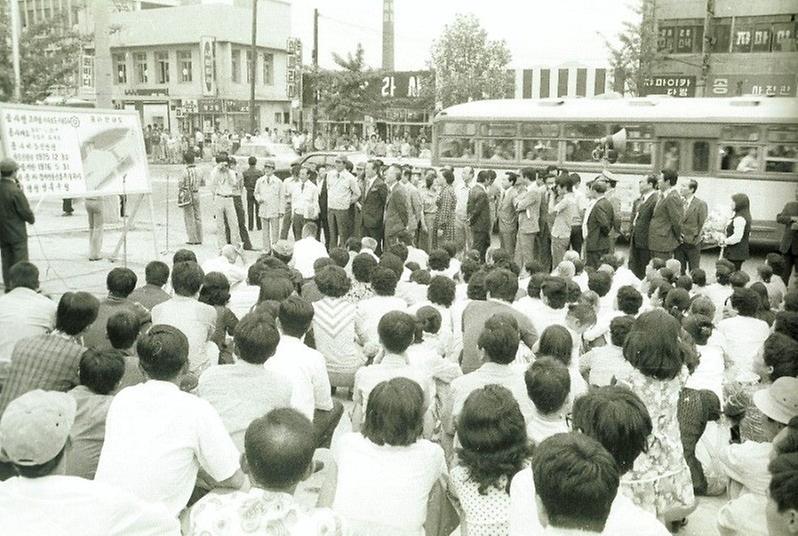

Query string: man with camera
209 155 243 252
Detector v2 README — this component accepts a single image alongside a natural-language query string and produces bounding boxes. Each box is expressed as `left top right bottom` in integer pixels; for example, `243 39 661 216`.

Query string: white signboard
0 103 152 199
200 36 217 97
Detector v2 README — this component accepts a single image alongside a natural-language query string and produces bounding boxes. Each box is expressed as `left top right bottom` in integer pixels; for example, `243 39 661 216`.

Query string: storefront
116 88 173 130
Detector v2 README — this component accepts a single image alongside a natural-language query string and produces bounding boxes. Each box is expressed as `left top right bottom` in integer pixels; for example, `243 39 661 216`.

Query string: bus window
438 138 475 159
691 141 710 173
481 138 516 161
719 145 760 172
564 140 597 162
613 124 654 166
720 125 760 142
564 123 606 138
440 122 477 136
662 140 681 171
520 124 560 138
521 139 557 161
765 144 797 173
483 123 517 137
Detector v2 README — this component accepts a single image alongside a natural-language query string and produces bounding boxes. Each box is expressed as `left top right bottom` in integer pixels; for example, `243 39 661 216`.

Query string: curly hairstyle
456 384 531 494
198 271 231 307
315 265 351 298
427 275 456 307
623 309 687 380
352 253 378 284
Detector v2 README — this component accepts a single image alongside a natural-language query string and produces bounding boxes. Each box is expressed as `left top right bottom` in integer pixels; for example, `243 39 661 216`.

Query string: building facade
511 64 615 99
649 0 798 97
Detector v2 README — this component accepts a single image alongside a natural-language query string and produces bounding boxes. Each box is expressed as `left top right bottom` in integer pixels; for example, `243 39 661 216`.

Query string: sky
290 0 639 70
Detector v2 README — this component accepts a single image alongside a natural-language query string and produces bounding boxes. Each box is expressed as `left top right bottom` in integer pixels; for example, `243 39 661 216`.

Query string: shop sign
642 75 696 97
123 88 170 97
225 100 250 113
200 36 217 97
198 99 223 114
81 54 94 89
709 74 796 97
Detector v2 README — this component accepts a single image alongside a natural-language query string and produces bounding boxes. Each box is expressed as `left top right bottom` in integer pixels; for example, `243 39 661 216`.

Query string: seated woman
536 324 588 401
198 272 239 364
320 377 447 536
450 385 531 536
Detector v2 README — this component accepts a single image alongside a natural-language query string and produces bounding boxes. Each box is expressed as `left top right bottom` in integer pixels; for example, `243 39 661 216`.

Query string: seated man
198 312 292 451
291 222 328 279
228 262 267 319
95 325 244 516
107 310 146 390
524 357 571 445
0 291 99 416
127 260 171 311
200 244 247 288
265 296 343 449
0 261 57 365
64 348 126 479
188 408 346 535
580 315 635 386
0 390 179 535
83 267 151 350
717 287 772 383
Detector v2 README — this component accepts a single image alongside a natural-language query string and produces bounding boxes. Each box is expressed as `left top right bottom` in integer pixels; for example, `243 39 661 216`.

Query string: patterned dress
434 185 457 249
620 367 696 519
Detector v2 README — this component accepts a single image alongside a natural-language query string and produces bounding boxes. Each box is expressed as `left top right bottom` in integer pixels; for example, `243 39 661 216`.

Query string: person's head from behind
565 280 581 304
689 295 716 320
352 252 377 284
361 236 378 251
675 274 693 293
542 277 568 310
277 296 314 338
345 237 361 253
56 292 100 336
478 313 520 365
428 248 450 271
665 287 691 320
767 253 787 278
328 247 349 268
234 312 280 365
370 266 399 296
0 390 77 478
572 385 652 475
144 260 169 288
645 257 665 280
457 384 530 493
78 348 125 395
767 448 798 536
587 271 612 298
527 273 547 300
565 303 596 335
440 241 458 260
691 268 706 287
730 270 751 289
731 287 760 317
312 257 334 277
301 222 317 239
615 285 643 316
410 269 431 285
776 311 798 342
244 408 316 492
378 252 404 281
388 242 409 264
414 305 441 343
198 271 231 307
751 281 772 312
378 311 416 354
538 325 574 367
259 276 294 303
482 268 517 303
715 264 732 286
363 377 425 447
758 264 774 284
137 325 189 381
525 357 570 418
665 258 681 276
171 261 204 297
8 261 39 291
106 310 140 351
786 291 798 313
106 267 137 298
658 267 675 285
623 309 684 381
609 315 634 348
173 248 197 264
315 265 351 298
427 275 456 307
532 433 620 532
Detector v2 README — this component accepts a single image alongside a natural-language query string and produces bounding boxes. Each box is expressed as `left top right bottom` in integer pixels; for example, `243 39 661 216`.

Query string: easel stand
109 192 160 264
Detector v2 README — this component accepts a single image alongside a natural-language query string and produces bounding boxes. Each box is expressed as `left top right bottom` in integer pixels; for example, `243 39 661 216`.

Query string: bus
431 96 798 246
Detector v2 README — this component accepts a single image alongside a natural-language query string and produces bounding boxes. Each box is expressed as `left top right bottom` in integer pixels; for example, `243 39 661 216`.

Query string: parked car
233 139 299 178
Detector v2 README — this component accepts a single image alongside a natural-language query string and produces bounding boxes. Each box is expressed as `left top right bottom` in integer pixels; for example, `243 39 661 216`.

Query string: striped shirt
312 297 363 373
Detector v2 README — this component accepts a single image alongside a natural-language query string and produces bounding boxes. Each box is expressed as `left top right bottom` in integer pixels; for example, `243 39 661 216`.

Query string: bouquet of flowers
702 207 729 249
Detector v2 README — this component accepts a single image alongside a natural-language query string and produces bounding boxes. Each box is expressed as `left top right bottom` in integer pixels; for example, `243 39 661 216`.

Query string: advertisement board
0 103 152 199
200 36 217 97
642 75 696 97
709 74 796 97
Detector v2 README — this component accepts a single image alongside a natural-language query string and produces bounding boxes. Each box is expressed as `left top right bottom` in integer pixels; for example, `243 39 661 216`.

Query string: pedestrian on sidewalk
178 152 203 245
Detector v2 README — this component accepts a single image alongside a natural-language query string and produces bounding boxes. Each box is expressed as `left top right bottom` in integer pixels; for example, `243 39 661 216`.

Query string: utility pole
249 0 258 133
697 0 715 97
8 0 21 102
311 7 318 142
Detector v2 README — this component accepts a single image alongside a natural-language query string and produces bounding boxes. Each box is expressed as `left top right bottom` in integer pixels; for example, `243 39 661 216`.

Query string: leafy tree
429 13 513 108
0 5 90 103
605 0 662 96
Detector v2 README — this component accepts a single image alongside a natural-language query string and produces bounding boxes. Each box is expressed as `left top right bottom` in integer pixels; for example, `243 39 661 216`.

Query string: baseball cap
753 377 798 425
0 390 76 466
0 158 19 175
263 159 275 169
272 239 293 258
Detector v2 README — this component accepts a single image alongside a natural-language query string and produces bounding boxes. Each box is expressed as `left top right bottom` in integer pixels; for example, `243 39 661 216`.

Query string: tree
309 43 385 124
0 5 90 103
429 13 513 108
605 0 662 96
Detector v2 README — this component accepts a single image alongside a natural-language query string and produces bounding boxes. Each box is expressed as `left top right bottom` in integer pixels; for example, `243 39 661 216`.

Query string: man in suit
648 169 684 261
0 159 35 291
468 170 492 262
628 175 659 279
583 179 614 269
675 178 708 274
383 163 410 247
534 170 554 271
316 165 330 248
360 160 388 254
776 192 798 286
514 168 542 268
498 172 521 258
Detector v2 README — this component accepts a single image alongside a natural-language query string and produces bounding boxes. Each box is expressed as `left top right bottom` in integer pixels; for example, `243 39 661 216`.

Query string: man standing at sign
0 159 35 291
209 155 242 252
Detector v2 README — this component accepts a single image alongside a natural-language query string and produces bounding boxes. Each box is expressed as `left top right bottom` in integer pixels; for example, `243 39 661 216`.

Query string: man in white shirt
228 263 267 320
0 261 56 364
265 296 343 448
290 167 320 240
95 325 244 517
399 230 429 268
355 266 407 356
198 314 293 451
208 155 243 251
291 221 328 279
200 244 247 287
534 277 569 335
151 261 218 375
326 155 361 249
0 390 179 535
717 287 771 382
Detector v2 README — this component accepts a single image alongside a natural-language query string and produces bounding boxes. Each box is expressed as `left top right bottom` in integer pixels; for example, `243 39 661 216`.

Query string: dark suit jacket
361 177 388 230
631 192 657 249
648 189 684 253
467 184 491 234
681 196 708 246
384 182 410 237
0 179 35 246
317 175 328 218
777 201 798 255
585 197 613 252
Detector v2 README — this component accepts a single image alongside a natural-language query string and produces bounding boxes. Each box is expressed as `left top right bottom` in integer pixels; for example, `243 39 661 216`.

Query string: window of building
245 50 253 83
263 52 274 85
134 52 148 84
178 50 192 83
733 20 754 53
773 22 797 52
658 26 675 53
231 49 241 83
752 23 772 52
113 54 127 85
155 51 169 84
712 19 732 52
691 141 710 173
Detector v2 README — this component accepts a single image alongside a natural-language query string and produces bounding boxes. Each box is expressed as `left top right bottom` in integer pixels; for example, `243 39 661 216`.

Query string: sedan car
233 139 299 178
